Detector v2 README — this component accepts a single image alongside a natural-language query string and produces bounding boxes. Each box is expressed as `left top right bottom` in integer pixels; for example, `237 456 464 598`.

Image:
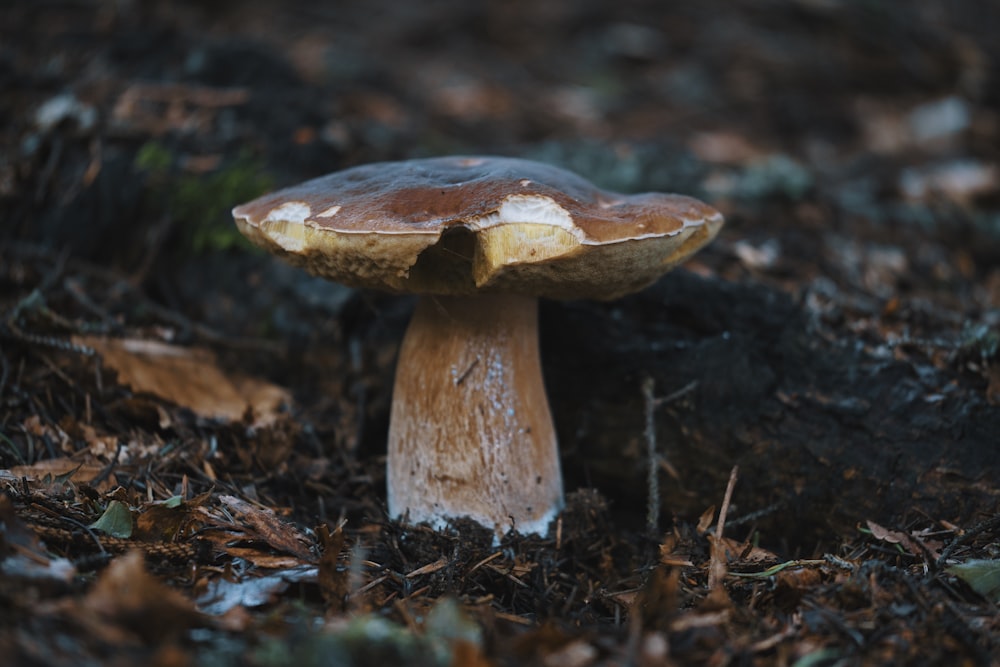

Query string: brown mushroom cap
233 156 723 300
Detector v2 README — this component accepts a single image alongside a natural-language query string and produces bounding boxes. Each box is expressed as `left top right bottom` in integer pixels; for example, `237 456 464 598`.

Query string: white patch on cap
465 194 579 236
264 201 311 224
316 204 342 218
261 201 311 252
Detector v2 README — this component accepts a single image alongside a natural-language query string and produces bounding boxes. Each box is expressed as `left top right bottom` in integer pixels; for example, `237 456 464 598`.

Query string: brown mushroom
233 156 723 539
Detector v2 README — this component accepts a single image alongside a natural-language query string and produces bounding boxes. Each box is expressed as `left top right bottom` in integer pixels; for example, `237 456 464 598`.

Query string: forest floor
1 1 999 665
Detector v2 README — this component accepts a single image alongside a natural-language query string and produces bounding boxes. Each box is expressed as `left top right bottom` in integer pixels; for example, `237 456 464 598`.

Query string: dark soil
2 1 999 665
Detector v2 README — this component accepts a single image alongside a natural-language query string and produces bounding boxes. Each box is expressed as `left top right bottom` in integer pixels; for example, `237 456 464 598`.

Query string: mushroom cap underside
233 156 723 300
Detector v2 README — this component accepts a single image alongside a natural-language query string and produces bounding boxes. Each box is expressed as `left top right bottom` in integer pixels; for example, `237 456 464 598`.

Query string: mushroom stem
387 292 563 538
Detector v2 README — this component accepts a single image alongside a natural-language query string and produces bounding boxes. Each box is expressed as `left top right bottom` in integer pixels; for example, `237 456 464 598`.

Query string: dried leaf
720 536 779 566
74 336 291 425
696 505 716 534
635 566 680 629
774 566 823 593
866 520 931 559
219 549 307 569
82 550 204 643
7 457 117 492
134 501 195 542
22 415 72 452
219 495 316 563
659 532 694 567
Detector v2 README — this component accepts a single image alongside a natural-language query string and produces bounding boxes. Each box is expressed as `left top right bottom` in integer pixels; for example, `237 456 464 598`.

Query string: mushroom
232 156 723 539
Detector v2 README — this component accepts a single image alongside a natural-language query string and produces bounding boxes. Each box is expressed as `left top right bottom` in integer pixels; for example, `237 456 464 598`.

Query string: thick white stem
387 293 563 538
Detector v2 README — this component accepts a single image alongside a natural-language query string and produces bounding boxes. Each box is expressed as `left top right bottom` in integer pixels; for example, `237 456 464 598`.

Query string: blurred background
3 0 997 261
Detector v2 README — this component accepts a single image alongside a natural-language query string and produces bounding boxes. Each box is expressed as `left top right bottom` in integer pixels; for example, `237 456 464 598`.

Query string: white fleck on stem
387 293 563 539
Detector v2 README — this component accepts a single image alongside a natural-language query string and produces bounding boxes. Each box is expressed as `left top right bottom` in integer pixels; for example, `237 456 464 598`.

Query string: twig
126 290 286 354
715 466 739 540
934 514 1000 570
717 499 784 530
30 502 107 555
63 276 121 332
2 322 96 356
643 377 659 534
707 466 739 592
642 378 699 535
3 241 284 355
3 288 96 356
468 551 504 574
653 379 698 407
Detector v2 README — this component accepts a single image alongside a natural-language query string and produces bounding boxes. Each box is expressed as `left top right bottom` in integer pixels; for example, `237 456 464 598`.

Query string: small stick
716 465 739 541
708 465 739 592
642 378 698 534
643 377 659 534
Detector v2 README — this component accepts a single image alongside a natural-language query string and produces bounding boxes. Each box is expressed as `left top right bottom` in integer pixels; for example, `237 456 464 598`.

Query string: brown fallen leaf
22 414 71 451
134 500 201 543
219 548 310 569
6 457 117 492
774 566 824 605
866 519 934 560
73 336 290 425
80 550 204 644
218 495 316 563
658 531 695 567
720 536 780 567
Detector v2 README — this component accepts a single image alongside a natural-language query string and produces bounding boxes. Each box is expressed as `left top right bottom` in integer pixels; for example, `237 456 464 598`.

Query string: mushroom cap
233 156 723 300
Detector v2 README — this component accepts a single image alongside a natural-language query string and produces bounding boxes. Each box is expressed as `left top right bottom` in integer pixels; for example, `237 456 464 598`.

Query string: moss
135 141 174 174
135 141 273 254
